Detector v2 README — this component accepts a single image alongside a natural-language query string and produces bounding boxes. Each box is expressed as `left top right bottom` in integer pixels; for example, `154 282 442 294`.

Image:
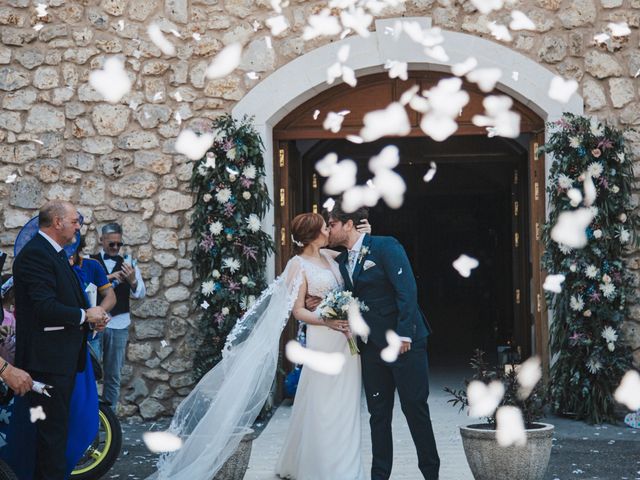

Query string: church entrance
273 72 547 372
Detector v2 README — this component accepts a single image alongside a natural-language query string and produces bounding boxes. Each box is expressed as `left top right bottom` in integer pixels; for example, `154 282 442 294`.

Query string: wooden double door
273 72 548 370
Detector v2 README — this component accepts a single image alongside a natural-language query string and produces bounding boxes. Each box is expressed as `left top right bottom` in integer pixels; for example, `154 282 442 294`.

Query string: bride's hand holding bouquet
317 289 368 355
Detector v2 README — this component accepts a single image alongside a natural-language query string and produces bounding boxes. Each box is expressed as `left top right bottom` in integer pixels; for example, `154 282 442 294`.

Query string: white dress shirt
99 250 146 330
38 231 86 324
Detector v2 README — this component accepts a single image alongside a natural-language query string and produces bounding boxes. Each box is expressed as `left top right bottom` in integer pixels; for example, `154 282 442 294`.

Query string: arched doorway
273 71 546 367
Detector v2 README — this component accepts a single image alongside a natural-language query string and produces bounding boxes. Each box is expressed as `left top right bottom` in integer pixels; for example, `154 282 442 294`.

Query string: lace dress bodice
297 253 344 298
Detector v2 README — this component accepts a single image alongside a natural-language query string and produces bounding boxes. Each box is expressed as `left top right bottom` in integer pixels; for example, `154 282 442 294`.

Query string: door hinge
513 169 519 185
534 182 540 201
536 293 542 312
312 204 318 214
515 289 521 305
532 142 539 160
514 232 520 248
513 201 519 217
279 148 286 168
279 188 286 207
535 222 540 241
280 227 286 246
312 173 318 189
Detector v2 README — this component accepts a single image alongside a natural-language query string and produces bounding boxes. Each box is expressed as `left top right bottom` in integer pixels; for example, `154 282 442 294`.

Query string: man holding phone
91 223 146 412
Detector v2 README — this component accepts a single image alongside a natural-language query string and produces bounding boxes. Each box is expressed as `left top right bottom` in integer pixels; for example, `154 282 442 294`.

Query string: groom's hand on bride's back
305 295 322 311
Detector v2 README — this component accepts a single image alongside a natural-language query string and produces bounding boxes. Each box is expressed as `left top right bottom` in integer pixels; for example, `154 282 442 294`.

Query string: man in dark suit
13 201 108 480
328 203 440 480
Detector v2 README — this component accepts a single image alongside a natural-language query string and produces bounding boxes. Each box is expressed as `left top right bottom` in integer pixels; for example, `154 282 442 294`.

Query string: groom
327 202 440 480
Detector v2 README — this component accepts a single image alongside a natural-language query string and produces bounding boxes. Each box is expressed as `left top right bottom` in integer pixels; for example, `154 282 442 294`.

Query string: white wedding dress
275 253 365 480
150 251 363 480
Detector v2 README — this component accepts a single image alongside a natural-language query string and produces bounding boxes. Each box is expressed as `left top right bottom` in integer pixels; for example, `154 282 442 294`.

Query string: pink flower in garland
240 178 253 188
214 312 225 325
223 202 235 217
241 244 258 261
597 138 614 150
589 291 602 303
227 280 241 292
591 148 602 158
569 332 584 345
200 234 216 250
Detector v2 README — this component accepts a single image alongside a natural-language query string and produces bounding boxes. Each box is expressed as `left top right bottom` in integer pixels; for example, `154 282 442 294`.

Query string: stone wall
0 0 639 418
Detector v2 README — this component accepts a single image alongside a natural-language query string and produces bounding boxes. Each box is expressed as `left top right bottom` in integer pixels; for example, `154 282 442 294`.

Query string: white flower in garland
587 162 604 178
558 244 573 255
557 173 573 189
586 358 602 374
585 265 598 279
201 280 215 296
216 188 232 204
616 152 625 163
570 294 584 311
212 269 221 279
619 213 627 223
203 193 212 202
221 307 230 315
204 153 216 169
227 147 236 160
590 117 604 137
610 185 620 194
619 227 630 244
242 191 251 200
222 257 241 273
209 221 223 235
246 214 261 232
569 136 581 148
243 165 257 179
593 229 603 239
599 282 616 299
601 326 618 347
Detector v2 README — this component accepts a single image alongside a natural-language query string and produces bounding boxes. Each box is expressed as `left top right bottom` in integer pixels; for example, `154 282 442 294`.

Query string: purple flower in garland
200 234 216 251
241 244 258 261
589 291 601 303
240 178 253 189
569 332 584 346
214 312 225 325
223 202 236 217
227 280 241 292
223 138 235 151
597 138 614 150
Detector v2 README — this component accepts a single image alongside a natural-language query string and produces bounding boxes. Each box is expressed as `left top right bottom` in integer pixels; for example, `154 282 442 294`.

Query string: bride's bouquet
317 289 369 355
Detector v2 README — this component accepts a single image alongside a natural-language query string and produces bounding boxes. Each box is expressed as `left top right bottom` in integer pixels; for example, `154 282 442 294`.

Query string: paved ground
105 366 640 479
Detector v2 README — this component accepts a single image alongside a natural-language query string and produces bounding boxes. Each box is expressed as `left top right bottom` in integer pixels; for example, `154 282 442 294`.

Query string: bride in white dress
275 213 365 480
151 213 369 480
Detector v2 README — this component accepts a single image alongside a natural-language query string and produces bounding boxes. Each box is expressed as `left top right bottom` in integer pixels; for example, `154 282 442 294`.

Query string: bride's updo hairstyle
291 213 325 254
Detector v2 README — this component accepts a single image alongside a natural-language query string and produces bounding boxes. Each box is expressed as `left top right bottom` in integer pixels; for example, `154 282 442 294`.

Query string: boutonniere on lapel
358 246 370 265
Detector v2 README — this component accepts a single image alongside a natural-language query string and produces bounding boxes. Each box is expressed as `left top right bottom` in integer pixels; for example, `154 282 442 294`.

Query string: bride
152 212 370 480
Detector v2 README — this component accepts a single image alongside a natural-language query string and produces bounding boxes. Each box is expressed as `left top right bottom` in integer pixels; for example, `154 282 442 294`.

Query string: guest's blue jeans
87 331 103 361
101 327 129 412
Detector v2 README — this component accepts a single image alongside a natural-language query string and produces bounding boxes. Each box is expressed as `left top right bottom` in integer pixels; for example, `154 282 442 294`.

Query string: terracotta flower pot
459 422 554 480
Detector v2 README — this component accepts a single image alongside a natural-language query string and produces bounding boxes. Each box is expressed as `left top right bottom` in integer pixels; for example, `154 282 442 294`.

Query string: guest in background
69 237 116 358
91 223 146 412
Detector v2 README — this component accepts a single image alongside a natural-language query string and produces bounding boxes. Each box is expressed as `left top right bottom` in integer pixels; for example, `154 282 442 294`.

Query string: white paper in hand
85 283 98 308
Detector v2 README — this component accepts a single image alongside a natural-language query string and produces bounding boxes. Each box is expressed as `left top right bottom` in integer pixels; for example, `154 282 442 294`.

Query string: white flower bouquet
317 289 369 355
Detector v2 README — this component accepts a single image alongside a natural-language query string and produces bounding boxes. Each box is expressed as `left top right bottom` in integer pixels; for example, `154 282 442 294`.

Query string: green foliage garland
190 114 274 379
541 113 637 423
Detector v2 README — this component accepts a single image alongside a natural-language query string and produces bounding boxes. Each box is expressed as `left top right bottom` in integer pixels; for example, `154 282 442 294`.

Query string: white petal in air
324 159 358 195
35 3 48 17
303 9 342 40
608 22 631 37
470 0 504 14
360 102 411 142
88 56 132 104
348 301 370 336
372 169 406 209
517 356 542 400
142 431 183 453
337 45 350 63
496 406 527 447
346 135 363 144
341 66 357 87
147 23 176 56
322 197 336 212
424 46 449 62
385 60 408 81
206 43 243 79
315 152 338 177
566 188 582 207
368 145 400 173
423 162 437 182
30 406 46 423
468 380 504 417
286 340 345 375
510 11 536 31
323 111 345 133
453 254 479 278
421 114 458 142
583 174 597 207
550 208 595 249
342 185 380 212
5 173 17 184
452 57 478 77
174 129 215 161
548 76 578 104
488 22 512 42
266 15 289 36
380 330 402 363
340 8 373 38
466 68 502 93
543 274 565 293
614 370 640 411
399 85 420 106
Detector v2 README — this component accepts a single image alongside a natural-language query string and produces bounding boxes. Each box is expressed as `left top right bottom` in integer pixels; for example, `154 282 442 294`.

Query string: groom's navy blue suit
337 234 440 480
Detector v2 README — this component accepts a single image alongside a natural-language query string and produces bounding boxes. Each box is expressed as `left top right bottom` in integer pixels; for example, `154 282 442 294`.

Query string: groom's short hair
326 201 368 227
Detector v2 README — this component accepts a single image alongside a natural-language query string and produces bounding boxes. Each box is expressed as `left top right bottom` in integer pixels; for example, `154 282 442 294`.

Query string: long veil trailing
151 257 305 479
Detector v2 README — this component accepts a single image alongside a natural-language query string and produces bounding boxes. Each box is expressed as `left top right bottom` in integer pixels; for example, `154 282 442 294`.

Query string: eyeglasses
108 242 124 248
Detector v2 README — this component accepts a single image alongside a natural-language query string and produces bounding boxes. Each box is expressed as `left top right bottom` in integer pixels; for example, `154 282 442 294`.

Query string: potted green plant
445 350 554 480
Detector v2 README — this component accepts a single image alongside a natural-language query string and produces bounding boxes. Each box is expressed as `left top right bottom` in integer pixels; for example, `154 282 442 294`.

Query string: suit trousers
361 339 440 480
28 370 76 480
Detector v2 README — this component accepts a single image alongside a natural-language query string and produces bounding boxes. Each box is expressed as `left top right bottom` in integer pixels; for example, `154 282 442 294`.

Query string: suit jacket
13 234 89 375
337 234 430 348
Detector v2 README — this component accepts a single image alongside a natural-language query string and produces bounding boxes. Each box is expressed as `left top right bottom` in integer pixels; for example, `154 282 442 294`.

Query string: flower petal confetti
360 102 411 142
303 9 342 40
266 15 289 36
384 60 408 81
30 406 46 423
470 0 504 14
323 111 346 133
174 129 215 161
488 22 512 42
285 340 345 375
608 21 631 37
423 162 437 182
548 76 578 104
543 274 565 293
452 254 479 278
517 356 542 400
380 330 402 363
550 208 595 249
147 23 176 56
496 406 527 447
583 174 597 207
324 159 358 195
35 3 48 17
322 197 336 212
4 173 17 184
466 68 502 93
142 431 183 453
509 11 536 31
348 301 370 337
206 43 243 79
468 380 504 417
452 57 478 77
88 56 132 104
614 370 640 411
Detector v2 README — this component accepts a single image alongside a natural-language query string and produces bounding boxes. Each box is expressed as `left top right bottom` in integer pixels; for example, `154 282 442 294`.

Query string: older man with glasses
91 223 145 412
